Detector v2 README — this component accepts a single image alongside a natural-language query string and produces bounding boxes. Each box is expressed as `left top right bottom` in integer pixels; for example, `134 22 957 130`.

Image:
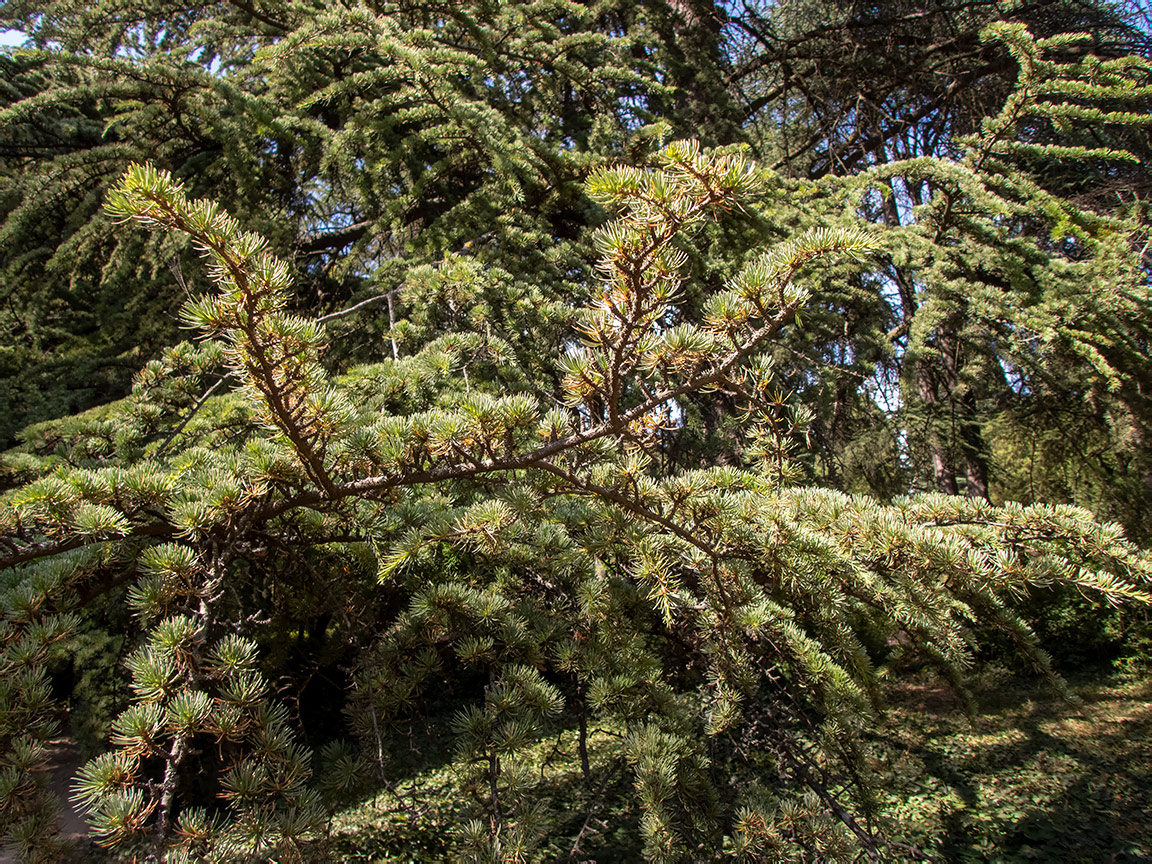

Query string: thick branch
0 294 804 571
297 221 372 255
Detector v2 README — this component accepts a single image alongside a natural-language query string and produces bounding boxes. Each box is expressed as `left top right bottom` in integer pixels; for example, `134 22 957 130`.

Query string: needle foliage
0 138 1148 860
2 0 1152 861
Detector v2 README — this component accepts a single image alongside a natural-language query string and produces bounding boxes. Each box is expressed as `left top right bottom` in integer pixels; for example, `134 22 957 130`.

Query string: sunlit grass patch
873 672 1152 862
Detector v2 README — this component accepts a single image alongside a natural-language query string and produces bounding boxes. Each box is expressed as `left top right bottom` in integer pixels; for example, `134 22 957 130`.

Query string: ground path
0 738 89 864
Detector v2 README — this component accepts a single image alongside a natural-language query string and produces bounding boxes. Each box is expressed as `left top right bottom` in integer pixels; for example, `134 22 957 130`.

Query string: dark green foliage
0 0 659 442
66 614 129 760
1 140 1150 861
2 1 1152 861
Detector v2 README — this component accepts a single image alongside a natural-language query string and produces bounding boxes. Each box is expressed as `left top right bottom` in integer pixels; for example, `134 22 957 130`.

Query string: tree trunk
916 361 959 495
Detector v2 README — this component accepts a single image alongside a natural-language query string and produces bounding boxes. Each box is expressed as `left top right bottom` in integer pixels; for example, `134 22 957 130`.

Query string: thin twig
317 291 397 324
568 756 624 861
155 377 225 457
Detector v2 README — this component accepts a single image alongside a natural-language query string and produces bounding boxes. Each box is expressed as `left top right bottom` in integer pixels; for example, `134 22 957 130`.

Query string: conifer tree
6 0 1150 532
1 138 1150 861
0 0 659 442
728 1 1152 534
3 0 1152 859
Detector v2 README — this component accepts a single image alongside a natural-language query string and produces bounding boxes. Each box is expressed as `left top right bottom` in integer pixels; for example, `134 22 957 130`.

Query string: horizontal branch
296 221 372 255
0 521 176 571
0 298 803 572
317 291 395 323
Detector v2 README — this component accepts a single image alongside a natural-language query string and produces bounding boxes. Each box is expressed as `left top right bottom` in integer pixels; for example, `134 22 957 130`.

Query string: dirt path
46 738 90 844
0 738 90 864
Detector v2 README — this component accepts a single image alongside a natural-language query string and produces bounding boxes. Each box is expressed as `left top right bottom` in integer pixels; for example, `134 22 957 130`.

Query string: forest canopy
1 0 1152 861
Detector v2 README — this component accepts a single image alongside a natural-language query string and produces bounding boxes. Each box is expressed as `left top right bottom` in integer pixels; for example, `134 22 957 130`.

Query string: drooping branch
106 164 339 497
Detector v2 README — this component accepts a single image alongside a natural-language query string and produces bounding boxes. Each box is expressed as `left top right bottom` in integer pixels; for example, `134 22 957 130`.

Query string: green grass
871 670 1152 862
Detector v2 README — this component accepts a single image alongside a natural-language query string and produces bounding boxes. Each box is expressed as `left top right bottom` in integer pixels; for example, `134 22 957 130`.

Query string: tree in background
727 0 1152 534
0 0 672 443
5 0 1152 531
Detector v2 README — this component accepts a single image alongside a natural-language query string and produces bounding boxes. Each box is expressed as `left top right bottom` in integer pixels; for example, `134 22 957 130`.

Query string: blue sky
1 29 27 48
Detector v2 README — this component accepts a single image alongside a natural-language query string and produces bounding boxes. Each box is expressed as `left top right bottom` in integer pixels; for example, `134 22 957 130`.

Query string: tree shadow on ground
874 673 1152 862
